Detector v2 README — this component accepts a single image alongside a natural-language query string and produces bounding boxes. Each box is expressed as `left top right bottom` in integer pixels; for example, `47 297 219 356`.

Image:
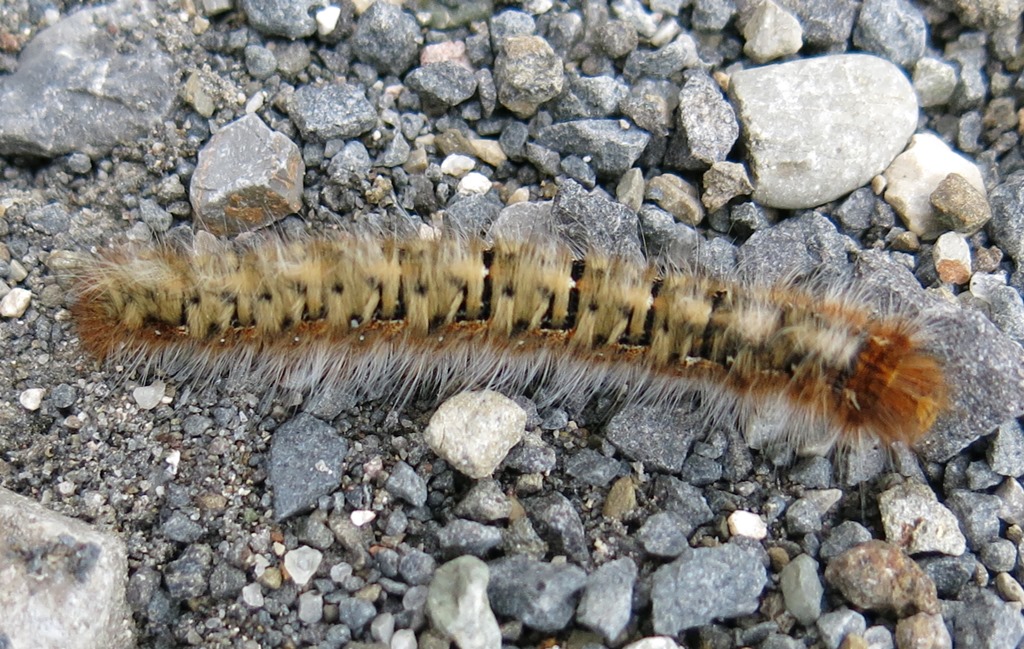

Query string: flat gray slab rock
0 487 133 649
729 53 918 209
0 0 177 158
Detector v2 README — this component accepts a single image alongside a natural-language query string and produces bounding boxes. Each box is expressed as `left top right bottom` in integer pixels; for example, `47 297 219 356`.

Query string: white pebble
297 590 324 624
623 637 681 649
316 5 341 36
425 390 526 479
0 287 32 318
883 133 986 240
283 545 322 587
440 154 475 177
457 172 492 195
19 388 45 411
933 231 972 285
390 629 417 649
728 510 768 540
351 509 376 526
241 583 264 607
132 381 166 410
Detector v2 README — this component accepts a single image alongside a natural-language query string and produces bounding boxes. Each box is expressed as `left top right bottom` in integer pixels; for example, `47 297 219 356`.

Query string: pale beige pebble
839 634 869 649
996 478 1024 526
996 572 1024 604
506 186 531 204
457 172 492 195
420 40 471 67
0 287 31 317
469 139 507 167
890 230 921 252
933 231 972 285
647 173 704 226
883 133 986 240
19 387 45 411
930 172 992 234
132 381 166 410
440 153 475 177
878 481 966 556
404 147 429 174
283 546 322 587
617 167 645 212
426 391 526 479
824 540 940 616
742 0 803 63
728 510 768 540
895 612 952 649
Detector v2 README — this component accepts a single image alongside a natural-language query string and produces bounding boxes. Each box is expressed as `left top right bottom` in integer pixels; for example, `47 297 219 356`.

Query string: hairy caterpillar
70 230 947 454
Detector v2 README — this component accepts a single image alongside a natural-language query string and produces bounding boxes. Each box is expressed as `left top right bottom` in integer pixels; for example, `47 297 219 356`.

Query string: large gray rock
0 488 133 649
0 0 176 157
536 119 650 177
728 54 918 209
241 0 319 39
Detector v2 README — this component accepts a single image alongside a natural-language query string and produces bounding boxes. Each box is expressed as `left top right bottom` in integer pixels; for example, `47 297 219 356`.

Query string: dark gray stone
679 454 722 486
436 519 503 557
49 383 77 410
406 62 478 109
525 492 589 565
385 461 427 507
638 511 693 558
852 0 927 67
834 187 876 234
163 544 212 600
498 121 529 160
244 45 277 79
989 171 1024 266
980 539 1017 573
399 549 436 586
786 498 823 535
605 404 702 473
536 119 650 176
788 457 833 489
503 443 557 474
289 84 377 141
268 413 348 521
351 1 420 75
241 0 318 38
817 608 867 649
576 557 636 642
490 9 535 46
989 421 1024 477
564 449 624 487
337 597 377 633
549 179 642 258
453 480 511 522
550 74 628 120
665 70 738 170
947 587 1024 649
775 0 858 50
693 0 737 30
161 511 205 544
819 521 873 561
25 204 71 236
651 542 767 634
0 1 176 157
966 461 1003 490
208 562 246 600
487 556 587 633
946 490 1002 549
737 213 854 284
918 554 975 599
623 34 699 81
653 476 715 531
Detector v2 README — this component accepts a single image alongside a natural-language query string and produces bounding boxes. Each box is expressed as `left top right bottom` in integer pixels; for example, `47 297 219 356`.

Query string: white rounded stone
883 133 986 240
457 172 492 195
425 390 526 479
729 54 918 210
0 287 32 318
440 153 475 177
19 388 45 411
933 231 972 285
728 510 768 540
283 545 322 587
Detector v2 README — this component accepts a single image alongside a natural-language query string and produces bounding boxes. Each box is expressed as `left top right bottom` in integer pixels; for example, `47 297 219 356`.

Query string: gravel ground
2 1 1024 648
